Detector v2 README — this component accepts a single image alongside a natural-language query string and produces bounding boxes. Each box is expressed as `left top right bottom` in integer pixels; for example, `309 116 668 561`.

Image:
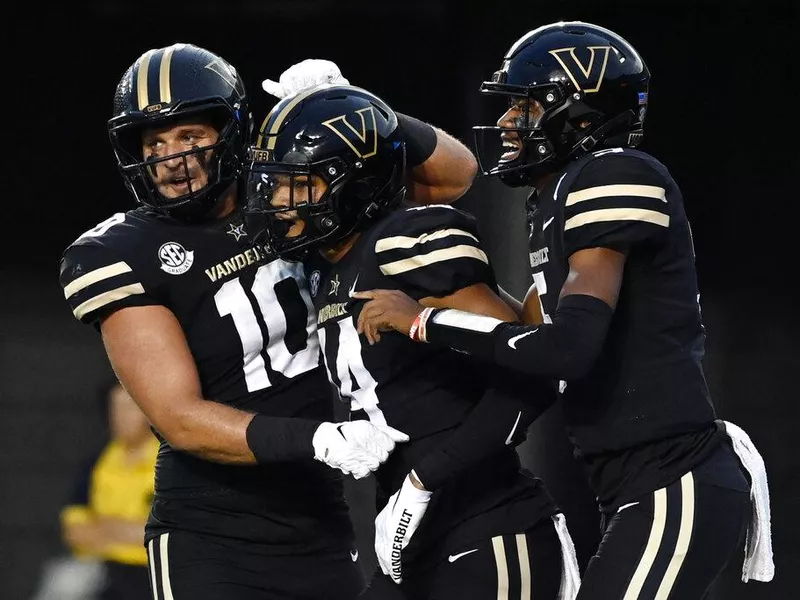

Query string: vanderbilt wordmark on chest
205 245 271 282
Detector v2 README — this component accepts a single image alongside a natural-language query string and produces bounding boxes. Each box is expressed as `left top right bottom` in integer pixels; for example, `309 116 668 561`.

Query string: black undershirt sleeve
413 367 557 490
426 294 614 381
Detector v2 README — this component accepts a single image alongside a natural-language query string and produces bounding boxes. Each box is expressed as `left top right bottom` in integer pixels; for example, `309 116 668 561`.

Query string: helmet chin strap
494 110 636 187
511 109 638 185
569 110 637 155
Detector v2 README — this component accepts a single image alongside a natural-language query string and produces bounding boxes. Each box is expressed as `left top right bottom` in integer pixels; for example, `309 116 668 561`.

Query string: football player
244 85 580 600
353 22 772 599
58 44 476 600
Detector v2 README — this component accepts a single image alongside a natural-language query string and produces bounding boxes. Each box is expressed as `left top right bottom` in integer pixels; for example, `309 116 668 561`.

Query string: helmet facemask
473 76 577 186
245 146 405 260
108 103 246 220
245 153 347 259
474 21 650 188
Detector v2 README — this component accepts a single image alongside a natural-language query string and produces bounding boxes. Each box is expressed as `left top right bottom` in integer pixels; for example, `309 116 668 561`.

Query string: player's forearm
498 286 524 319
165 399 257 463
425 294 613 381
408 133 477 203
168 400 322 465
397 112 477 205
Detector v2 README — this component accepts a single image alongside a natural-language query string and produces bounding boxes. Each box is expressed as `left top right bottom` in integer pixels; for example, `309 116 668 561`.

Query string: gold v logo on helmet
205 56 240 92
549 46 612 93
322 107 379 159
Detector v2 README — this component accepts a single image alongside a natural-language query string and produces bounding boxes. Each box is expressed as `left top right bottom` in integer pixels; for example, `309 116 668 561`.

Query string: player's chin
499 149 521 164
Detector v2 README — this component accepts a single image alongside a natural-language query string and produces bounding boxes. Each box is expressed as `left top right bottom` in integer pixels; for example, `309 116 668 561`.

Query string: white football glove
374 471 433 584
312 421 408 479
262 59 350 100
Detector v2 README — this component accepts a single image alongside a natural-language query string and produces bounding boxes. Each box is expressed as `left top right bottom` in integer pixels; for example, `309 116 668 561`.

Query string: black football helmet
474 21 650 186
244 85 406 258
108 43 252 219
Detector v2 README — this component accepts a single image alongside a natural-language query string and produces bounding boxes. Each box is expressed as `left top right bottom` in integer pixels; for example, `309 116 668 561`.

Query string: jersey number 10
214 260 320 392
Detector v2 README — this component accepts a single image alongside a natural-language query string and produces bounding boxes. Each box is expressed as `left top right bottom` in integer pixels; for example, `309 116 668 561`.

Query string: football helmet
108 43 252 218
474 21 650 186
244 85 406 258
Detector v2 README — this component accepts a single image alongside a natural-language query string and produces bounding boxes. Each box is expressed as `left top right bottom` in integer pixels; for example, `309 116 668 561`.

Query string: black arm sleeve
396 112 438 167
413 367 557 490
246 415 322 463
425 294 613 381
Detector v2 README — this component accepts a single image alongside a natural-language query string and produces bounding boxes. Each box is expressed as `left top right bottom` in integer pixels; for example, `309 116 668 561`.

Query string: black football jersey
528 148 724 508
59 207 353 551
305 204 556 563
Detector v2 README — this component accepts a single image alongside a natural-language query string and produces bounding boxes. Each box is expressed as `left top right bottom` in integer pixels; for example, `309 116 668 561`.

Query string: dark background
2 1 796 598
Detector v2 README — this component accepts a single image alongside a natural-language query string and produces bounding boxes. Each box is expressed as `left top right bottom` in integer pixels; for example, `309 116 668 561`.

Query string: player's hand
312 421 409 479
374 471 433 584
351 290 424 345
262 59 350 100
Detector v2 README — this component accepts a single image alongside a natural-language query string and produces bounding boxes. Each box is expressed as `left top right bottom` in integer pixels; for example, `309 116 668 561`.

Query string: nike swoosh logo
348 274 359 298
350 550 359 562
448 549 479 563
507 329 538 349
542 216 555 230
617 502 640 513
505 411 523 445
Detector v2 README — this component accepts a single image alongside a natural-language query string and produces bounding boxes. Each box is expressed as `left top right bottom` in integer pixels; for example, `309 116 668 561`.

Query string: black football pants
577 443 750 599
146 530 365 600
362 516 565 600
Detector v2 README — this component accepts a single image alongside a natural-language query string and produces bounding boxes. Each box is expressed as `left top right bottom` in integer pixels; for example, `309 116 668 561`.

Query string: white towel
724 420 775 583
552 512 582 600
